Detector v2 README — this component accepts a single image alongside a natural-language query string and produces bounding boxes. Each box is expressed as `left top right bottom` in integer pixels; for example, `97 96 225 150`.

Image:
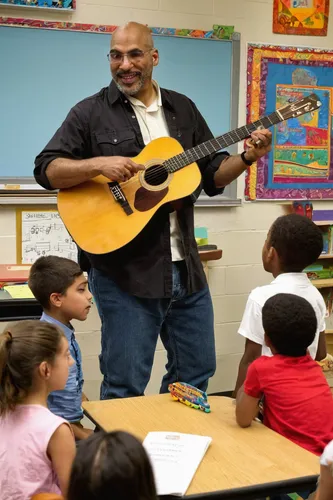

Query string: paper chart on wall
20 211 77 264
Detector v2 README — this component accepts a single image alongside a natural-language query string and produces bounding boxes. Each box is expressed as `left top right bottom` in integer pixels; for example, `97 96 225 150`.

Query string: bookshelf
310 220 333 352
319 254 333 260
308 220 333 289
312 278 333 289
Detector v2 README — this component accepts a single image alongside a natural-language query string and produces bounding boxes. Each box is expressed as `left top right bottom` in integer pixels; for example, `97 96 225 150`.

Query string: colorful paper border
0 0 76 10
0 17 234 39
246 43 333 201
272 0 329 36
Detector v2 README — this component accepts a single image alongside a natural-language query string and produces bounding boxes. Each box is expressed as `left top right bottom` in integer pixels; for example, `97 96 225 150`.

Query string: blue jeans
88 262 216 400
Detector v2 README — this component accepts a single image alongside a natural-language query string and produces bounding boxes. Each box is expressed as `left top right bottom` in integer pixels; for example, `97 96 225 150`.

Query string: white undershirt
238 273 326 359
127 82 184 261
321 440 333 465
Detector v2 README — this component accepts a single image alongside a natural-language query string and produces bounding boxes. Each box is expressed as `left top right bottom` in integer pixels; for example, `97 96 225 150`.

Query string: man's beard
114 68 150 96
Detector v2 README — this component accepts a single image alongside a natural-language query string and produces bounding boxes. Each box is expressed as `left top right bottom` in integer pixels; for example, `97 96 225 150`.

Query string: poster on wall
273 0 330 36
0 0 75 9
16 209 77 264
246 43 333 201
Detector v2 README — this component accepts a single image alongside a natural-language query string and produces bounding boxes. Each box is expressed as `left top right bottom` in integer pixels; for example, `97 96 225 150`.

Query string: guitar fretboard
164 111 282 173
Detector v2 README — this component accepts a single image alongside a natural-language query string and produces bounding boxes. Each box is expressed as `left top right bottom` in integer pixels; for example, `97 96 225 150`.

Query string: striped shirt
41 312 84 422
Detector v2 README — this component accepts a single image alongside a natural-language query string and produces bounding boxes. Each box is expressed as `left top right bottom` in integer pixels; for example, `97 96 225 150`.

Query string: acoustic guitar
58 93 321 254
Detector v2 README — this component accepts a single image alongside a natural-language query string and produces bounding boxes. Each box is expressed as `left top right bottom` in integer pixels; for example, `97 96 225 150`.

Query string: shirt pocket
95 128 136 156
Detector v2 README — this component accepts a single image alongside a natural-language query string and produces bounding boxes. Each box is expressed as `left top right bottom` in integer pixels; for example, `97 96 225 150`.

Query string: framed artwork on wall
273 0 330 36
246 43 333 201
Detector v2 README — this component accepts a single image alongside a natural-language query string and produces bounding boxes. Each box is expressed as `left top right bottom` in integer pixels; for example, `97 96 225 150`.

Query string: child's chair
31 494 63 500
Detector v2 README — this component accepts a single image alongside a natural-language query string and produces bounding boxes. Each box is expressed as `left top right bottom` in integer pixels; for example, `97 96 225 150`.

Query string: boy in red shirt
236 293 333 456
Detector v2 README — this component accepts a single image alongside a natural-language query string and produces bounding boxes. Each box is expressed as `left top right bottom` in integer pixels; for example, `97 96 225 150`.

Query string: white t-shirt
238 273 326 359
127 82 184 262
321 440 333 466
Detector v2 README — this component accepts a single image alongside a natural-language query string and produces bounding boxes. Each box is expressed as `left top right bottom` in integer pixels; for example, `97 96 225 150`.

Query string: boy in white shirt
234 213 327 396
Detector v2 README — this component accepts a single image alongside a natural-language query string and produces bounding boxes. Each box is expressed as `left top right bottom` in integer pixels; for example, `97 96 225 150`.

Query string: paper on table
3 284 34 299
143 431 212 496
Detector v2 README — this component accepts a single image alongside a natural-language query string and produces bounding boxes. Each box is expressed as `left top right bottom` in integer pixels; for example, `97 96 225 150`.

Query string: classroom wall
1 0 333 397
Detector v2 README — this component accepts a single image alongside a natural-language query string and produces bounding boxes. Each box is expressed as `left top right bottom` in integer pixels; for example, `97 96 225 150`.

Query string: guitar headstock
277 93 322 120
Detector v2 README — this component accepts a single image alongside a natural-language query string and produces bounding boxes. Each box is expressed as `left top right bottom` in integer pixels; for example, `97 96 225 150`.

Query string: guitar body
57 137 202 254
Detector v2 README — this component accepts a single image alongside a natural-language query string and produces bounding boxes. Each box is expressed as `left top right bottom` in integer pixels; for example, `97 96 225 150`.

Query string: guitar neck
165 111 282 173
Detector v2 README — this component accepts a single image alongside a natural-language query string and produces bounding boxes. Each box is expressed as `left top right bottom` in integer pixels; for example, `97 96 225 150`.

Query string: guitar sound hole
144 165 168 186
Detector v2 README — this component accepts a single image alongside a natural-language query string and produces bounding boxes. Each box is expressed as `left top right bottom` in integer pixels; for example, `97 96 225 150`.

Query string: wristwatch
241 151 253 166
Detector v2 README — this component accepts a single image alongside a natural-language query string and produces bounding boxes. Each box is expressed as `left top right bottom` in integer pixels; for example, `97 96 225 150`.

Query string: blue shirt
40 312 84 422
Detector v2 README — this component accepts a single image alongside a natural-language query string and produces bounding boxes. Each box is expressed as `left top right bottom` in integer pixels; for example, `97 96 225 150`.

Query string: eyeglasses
107 49 153 63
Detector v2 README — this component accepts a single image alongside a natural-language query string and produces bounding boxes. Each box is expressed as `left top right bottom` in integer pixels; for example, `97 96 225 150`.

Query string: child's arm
69 391 93 440
47 423 76 496
233 339 262 397
233 294 264 397
235 384 260 428
317 441 333 500
235 360 262 428
316 331 327 361
316 298 327 361
318 463 333 500
71 421 93 440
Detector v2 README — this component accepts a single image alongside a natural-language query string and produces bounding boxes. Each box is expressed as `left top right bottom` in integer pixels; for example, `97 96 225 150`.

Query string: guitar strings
105 112 285 188
112 125 257 187
109 164 178 204
107 127 250 187
107 131 242 188
116 169 171 203
128 102 317 186
115 152 201 187
103 101 316 199
113 164 173 188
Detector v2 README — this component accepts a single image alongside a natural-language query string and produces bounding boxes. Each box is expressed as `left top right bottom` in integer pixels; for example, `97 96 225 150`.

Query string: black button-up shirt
34 82 228 298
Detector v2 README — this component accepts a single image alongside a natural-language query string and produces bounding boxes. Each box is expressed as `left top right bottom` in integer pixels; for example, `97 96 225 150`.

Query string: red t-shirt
244 354 333 456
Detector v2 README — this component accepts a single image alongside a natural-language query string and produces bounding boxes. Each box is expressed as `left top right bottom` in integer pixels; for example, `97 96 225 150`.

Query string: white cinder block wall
1 0 333 398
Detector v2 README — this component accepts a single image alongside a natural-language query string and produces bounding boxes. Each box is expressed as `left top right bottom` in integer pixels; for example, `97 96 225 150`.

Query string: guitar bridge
108 182 133 216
